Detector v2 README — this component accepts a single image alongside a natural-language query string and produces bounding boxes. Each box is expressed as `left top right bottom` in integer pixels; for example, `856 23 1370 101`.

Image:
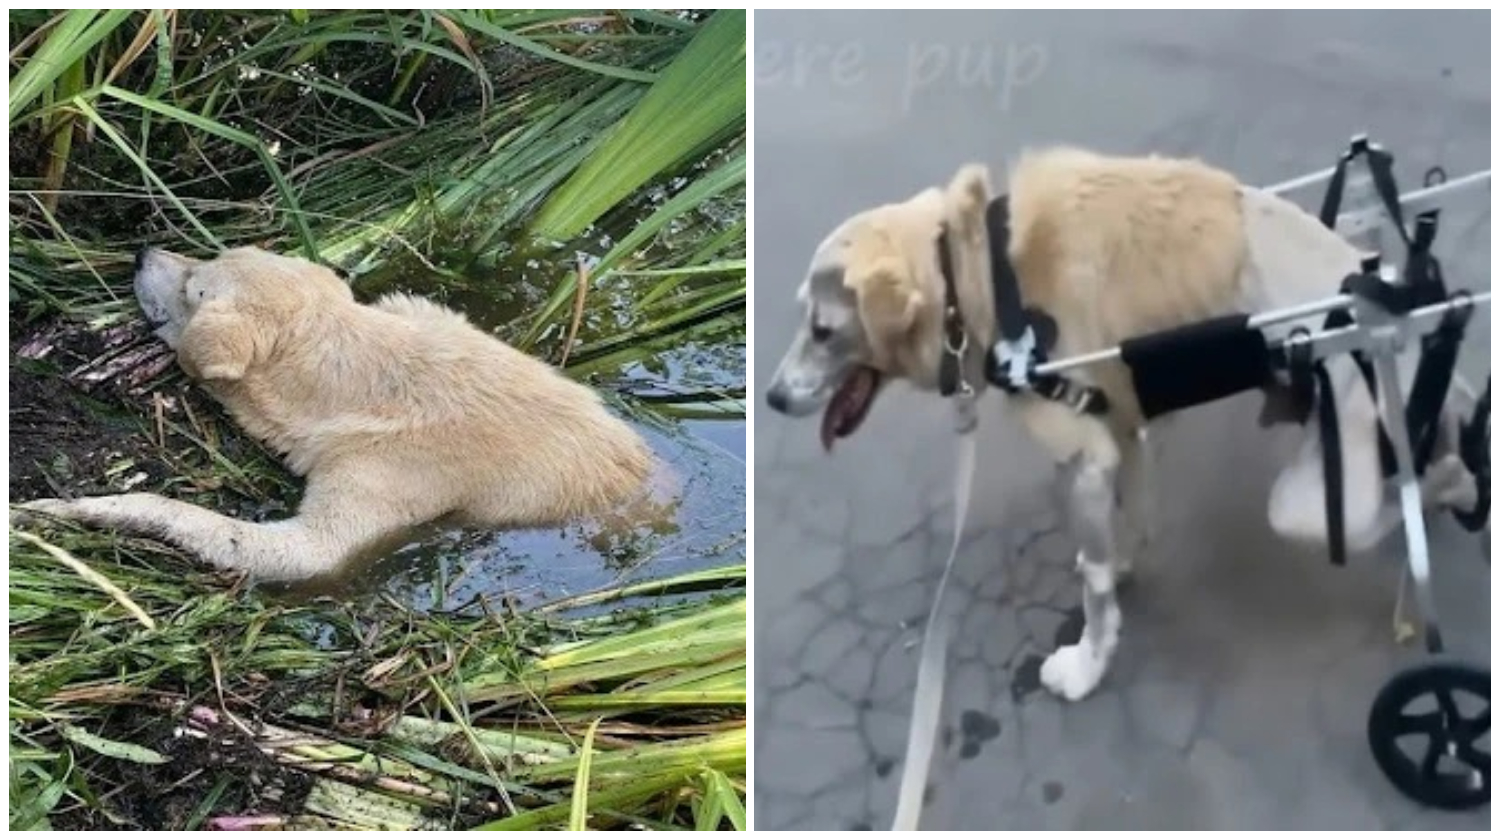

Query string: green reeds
9 526 746 829
10 11 745 379
10 11 745 421
10 8 746 830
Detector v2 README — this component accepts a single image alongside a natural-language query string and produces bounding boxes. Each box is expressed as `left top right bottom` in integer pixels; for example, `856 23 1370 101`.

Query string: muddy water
274 237 745 614
360 422 744 614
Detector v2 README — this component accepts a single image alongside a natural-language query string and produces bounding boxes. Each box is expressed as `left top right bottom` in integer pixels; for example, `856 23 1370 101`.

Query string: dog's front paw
1040 642 1108 701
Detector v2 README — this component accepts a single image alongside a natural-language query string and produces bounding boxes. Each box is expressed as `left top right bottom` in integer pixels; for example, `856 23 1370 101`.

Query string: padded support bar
1034 290 1492 378
1120 314 1272 419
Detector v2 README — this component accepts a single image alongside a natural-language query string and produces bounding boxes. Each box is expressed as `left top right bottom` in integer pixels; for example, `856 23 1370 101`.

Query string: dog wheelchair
1008 135 1492 810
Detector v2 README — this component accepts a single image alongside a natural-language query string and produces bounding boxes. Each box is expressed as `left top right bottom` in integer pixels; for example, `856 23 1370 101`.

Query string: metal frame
1029 136 1491 654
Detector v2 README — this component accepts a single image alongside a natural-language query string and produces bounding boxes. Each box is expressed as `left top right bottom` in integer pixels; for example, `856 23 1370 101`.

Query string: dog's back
365 292 655 526
1008 148 1251 348
1002 147 1370 430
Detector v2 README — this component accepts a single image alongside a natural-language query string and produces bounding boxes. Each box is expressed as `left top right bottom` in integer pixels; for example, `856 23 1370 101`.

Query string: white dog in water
14 246 657 581
764 147 1480 701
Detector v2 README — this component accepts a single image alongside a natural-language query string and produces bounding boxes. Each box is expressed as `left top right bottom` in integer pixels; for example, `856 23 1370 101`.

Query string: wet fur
15 247 655 581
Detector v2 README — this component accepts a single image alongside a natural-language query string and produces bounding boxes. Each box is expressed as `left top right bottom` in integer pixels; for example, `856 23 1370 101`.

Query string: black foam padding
1120 313 1272 419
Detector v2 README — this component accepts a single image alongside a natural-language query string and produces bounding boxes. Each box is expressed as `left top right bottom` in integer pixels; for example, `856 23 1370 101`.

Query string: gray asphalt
752 10 1491 830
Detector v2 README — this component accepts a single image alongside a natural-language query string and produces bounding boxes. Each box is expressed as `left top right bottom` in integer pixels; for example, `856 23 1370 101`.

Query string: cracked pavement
752 10 1490 830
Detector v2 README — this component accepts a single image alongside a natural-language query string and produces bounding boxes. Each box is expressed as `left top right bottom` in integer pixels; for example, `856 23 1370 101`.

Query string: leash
892 396 979 830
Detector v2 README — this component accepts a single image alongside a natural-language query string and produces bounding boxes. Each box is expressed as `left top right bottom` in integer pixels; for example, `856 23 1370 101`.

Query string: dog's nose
133 247 151 273
766 385 789 414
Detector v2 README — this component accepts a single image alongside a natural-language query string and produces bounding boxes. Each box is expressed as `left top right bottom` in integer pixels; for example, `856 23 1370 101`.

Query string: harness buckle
990 326 1038 392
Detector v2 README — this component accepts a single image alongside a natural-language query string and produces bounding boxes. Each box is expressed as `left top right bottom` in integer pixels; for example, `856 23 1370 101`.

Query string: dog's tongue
820 366 880 452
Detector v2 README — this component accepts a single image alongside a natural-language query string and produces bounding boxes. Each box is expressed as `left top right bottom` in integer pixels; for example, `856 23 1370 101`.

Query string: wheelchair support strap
1286 336 1349 566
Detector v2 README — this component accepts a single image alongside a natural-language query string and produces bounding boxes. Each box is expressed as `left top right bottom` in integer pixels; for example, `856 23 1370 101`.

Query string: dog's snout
766 384 790 414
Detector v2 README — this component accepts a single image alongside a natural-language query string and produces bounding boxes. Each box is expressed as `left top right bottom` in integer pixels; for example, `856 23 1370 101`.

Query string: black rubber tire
1368 660 1489 810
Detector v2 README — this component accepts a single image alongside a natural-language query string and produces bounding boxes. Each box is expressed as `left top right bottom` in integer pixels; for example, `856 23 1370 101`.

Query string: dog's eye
811 323 833 343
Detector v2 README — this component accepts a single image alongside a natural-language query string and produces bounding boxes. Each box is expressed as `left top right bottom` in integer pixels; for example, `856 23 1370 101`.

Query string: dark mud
11 317 171 502
9 314 294 516
49 707 314 831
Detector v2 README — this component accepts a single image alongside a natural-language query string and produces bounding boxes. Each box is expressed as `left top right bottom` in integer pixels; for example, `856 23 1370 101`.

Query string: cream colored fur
15 247 655 581
773 146 1478 701
834 147 1470 546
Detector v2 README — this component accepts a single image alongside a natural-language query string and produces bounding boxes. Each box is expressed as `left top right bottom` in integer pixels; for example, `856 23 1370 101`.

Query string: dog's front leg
1113 428 1153 581
14 493 334 581
1012 400 1127 701
1040 453 1124 701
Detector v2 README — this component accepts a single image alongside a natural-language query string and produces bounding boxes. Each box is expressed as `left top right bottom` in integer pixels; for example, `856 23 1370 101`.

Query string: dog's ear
848 256 924 345
177 300 265 382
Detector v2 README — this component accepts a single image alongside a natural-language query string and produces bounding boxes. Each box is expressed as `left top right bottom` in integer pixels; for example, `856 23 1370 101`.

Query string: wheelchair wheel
1367 660 1489 810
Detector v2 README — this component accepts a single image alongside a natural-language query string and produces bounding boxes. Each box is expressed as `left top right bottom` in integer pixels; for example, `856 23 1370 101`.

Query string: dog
765 147 1481 701
13 246 656 581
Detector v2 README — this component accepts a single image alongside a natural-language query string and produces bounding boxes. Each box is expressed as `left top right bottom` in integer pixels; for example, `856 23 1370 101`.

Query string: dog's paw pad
1040 643 1107 702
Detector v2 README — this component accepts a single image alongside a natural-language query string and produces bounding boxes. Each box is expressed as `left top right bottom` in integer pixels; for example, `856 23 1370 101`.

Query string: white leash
891 401 979 830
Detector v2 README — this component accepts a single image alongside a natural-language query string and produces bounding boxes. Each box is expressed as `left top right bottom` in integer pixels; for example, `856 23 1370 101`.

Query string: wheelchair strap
1287 335 1348 566
1318 137 1410 248
1324 269 1471 483
1316 141 1465 485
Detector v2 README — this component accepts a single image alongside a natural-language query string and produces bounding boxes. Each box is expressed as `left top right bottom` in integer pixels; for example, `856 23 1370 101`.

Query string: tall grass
10 9 746 394
10 8 746 830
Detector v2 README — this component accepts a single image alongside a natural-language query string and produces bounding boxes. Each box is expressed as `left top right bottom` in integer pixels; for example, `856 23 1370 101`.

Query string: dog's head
764 166 993 450
134 245 352 382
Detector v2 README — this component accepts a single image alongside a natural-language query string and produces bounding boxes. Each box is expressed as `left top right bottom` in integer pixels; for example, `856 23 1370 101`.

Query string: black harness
935 195 1109 415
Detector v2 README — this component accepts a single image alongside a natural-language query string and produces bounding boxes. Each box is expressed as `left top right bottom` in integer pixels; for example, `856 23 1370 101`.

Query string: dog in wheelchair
764 146 1485 702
